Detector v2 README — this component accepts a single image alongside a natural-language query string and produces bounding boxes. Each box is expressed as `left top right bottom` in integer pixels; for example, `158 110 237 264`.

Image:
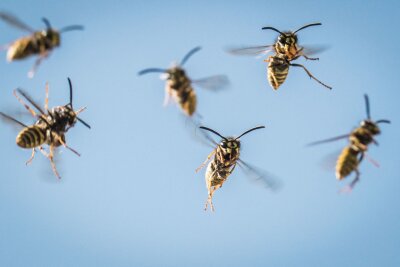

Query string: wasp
196 125 278 211
0 12 83 78
0 78 90 178
228 23 331 90
138 46 229 117
308 94 390 191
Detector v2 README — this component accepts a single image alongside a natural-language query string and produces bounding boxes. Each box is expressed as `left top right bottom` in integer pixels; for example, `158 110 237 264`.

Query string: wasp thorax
41 29 61 48
360 120 380 135
167 67 185 79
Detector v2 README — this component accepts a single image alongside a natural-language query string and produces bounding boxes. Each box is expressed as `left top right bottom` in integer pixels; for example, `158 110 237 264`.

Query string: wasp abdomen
336 146 359 180
206 161 231 187
167 72 197 116
179 88 197 116
16 125 46 149
268 56 289 90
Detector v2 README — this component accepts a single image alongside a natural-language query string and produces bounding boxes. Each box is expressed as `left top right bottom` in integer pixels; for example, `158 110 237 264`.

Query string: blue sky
0 0 399 266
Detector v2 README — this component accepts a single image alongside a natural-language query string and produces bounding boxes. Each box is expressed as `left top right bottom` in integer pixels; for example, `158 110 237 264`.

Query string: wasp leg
44 82 49 111
205 184 221 212
196 150 216 173
38 145 60 179
302 55 319 61
364 152 380 168
38 146 49 157
339 170 360 194
289 63 332 89
13 89 37 117
54 134 81 157
48 144 61 179
26 148 36 165
28 51 50 78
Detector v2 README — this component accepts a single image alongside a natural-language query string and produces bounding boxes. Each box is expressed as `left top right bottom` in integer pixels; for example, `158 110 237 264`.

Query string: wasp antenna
77 117 91 129
180 46 202 66
137 68 167 76
42 17 52 29
59 25 84 33
261 26 284 35
376 119 391 124
67 77 73 108
293 22 322 33
199 126 227 141
235 126 265 140
364 94 371 119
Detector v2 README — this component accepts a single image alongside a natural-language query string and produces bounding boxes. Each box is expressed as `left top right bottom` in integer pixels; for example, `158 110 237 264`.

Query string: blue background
0 0 399 266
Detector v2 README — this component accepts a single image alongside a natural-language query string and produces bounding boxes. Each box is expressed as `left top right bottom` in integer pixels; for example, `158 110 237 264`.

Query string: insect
227 23 331 90
308 94 390 191
0 12 83 78
138 46 229 117
196 125 278 211
0 78 90 178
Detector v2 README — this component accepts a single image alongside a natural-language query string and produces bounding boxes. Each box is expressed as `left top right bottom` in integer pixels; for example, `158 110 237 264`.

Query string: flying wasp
228 23 331 90
0 12 83 78
0 78 91 178
196 125 279 211
138 46 229 117
308 94 390 191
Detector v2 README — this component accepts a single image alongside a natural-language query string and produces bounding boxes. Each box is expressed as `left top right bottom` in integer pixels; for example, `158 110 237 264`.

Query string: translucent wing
307 134 350 147
238 159 281 191
319 149 341 172
0 12 35 33
15 88 46 115
226 45 274 56
298 45 329 56
192 75 229 91
0 111 28 128
194 125 218 148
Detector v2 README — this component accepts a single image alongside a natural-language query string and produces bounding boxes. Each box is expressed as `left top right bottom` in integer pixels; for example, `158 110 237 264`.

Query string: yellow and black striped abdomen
267 56 289 90
336 146 359 180
178 87 197 116
16 125 46 149
7 37 37 61
167 80 197 116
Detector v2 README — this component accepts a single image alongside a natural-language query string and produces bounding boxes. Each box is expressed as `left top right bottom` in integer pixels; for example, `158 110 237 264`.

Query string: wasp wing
0 12 35 33
194 125 218 148
0 111 28 128
15 88 46 115
237 159 281 191
298 45 330 56
226 45 274 56
307 134 350 147
192 75 229 91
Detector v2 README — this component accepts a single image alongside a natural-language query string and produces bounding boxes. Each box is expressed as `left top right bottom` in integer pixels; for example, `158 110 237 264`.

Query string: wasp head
360 120 380 135
220 138 241 154
277 32 298 46
166 66 186 80
40 29 60 48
